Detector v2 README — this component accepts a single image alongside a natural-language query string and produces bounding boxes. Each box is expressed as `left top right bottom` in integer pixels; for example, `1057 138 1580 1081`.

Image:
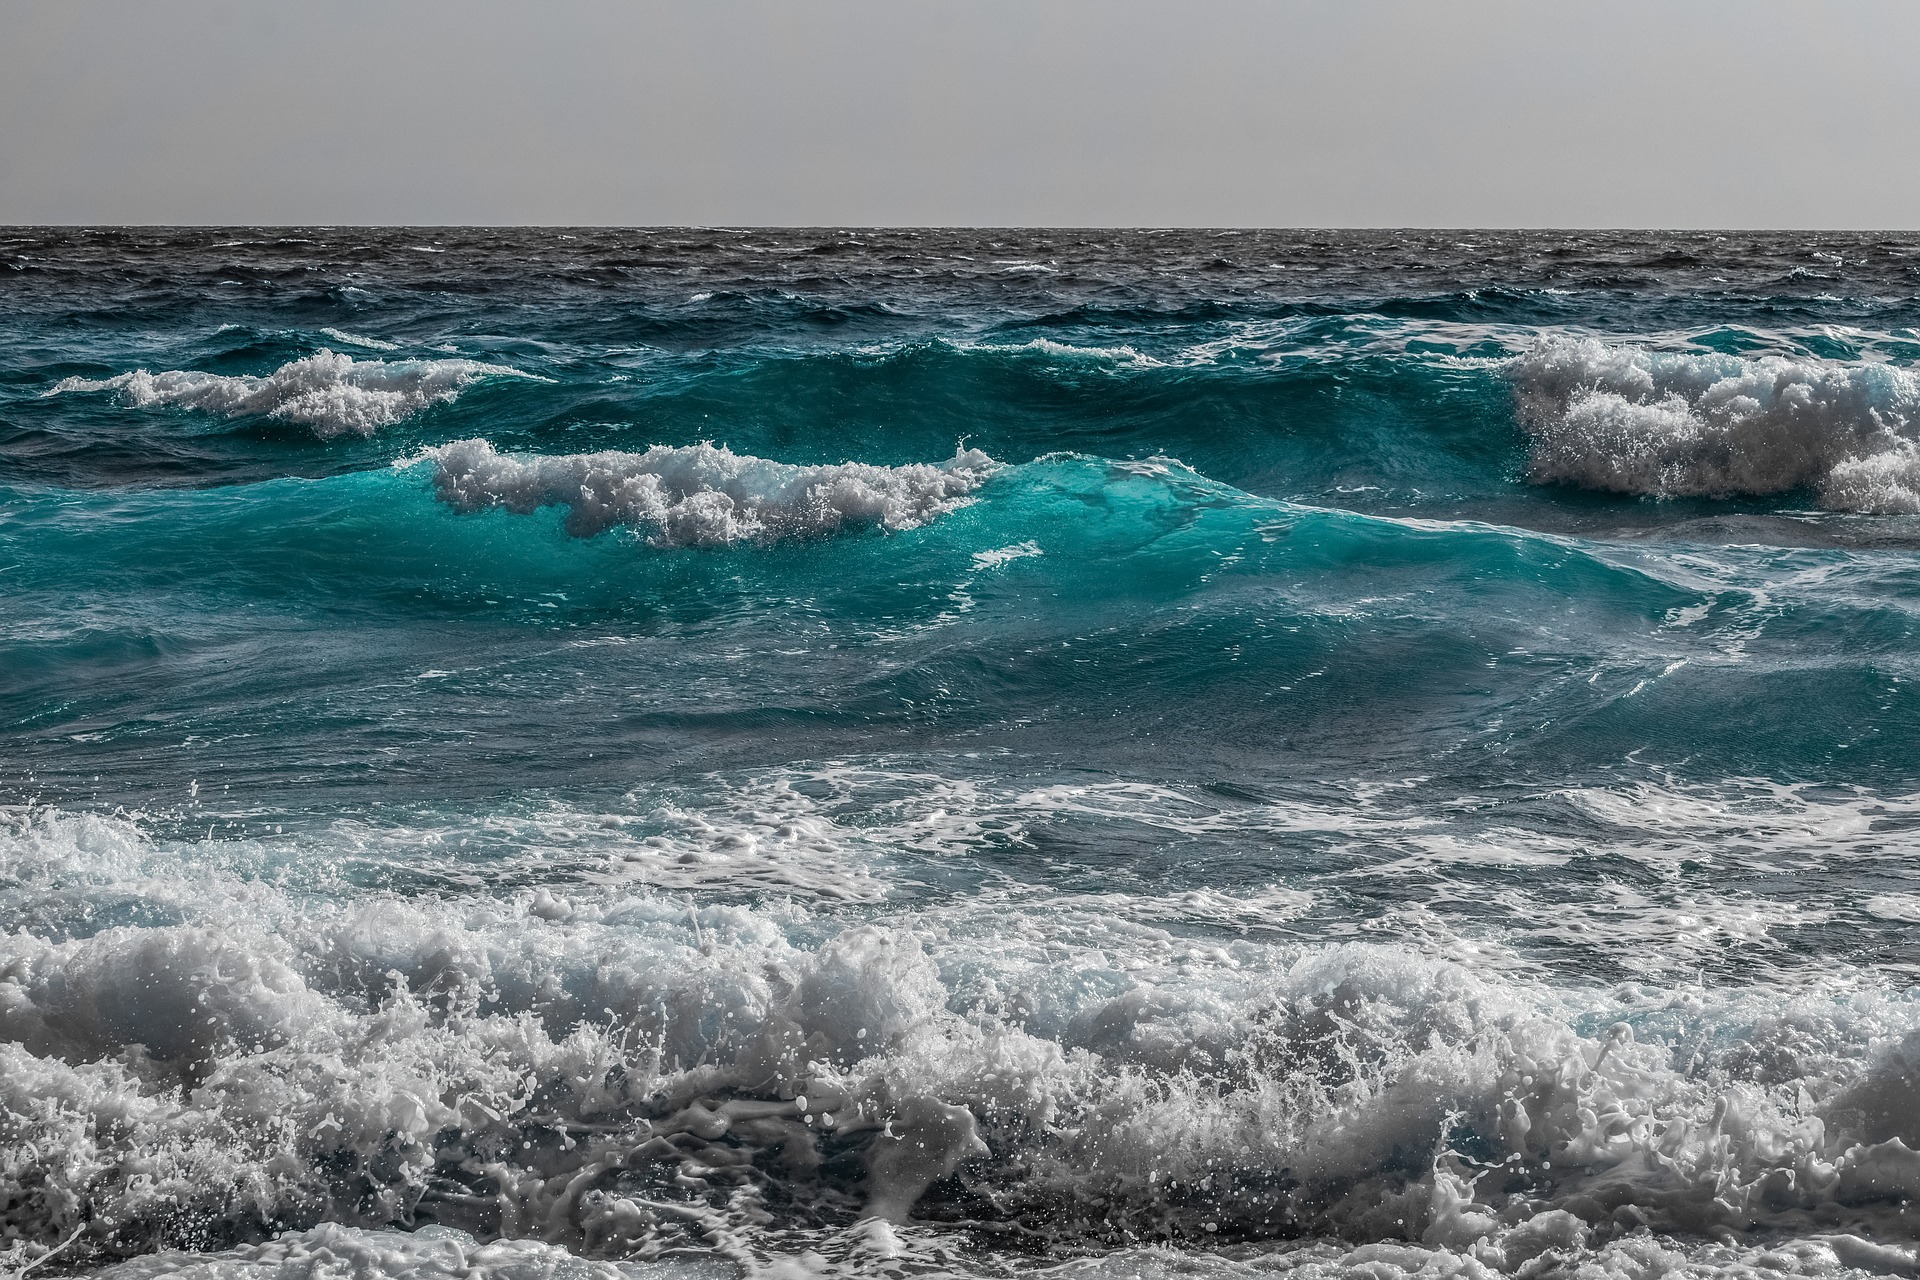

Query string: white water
1509 337 1920 511
7 774 1920 1277
49 350 536 437
423 440 997 544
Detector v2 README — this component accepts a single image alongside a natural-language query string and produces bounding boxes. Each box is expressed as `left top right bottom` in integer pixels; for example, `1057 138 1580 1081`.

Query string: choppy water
7 228 1920 1280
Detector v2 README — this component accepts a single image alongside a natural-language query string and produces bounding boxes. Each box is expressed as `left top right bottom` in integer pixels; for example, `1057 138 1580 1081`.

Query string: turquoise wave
8 447 1919 805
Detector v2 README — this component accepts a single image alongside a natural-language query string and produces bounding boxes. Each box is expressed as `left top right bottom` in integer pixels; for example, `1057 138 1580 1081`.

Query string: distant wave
48 349 536 438
423 439 997 544
1510 336 1920 512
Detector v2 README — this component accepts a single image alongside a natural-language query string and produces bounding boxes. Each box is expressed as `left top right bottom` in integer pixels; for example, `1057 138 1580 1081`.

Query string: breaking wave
48 350 536 438
1509 337 1920 512
6 800 1920 1276
422 440 997 544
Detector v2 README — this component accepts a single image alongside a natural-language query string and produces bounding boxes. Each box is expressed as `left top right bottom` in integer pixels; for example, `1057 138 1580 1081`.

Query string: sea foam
48 350 534 438
96 1225 635 1280
1509 336 1920 511
423 439 997 544
8 800 1920 1275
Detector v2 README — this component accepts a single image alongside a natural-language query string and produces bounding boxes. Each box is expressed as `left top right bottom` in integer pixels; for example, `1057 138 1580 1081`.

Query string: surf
10 228 1920 1277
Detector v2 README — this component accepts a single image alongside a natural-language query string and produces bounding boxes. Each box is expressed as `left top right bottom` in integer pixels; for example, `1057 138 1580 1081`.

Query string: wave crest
424 439 997 544
1509 337 1920 511
49 350 533 438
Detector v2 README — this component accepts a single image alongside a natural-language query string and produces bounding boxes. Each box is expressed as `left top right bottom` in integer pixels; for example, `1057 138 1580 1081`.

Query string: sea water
5 228 1920 1279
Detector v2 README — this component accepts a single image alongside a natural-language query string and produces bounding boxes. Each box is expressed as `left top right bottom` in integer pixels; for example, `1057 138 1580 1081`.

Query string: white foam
967 336 1161 366
1866 893 1920 924
11 791 1920 1273
94 1224 648 1280
48 349 536 438
422 439 997 544
328 780 899 903
1074 1227 1917 1280
969 540 1042 570
1509 336 1920 510
318 326 401 352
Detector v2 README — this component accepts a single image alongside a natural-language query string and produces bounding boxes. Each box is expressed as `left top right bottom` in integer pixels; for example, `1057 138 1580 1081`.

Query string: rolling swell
7 451 1920 799
0 448 1700 617
33 321 1920 534
12 327 1516 501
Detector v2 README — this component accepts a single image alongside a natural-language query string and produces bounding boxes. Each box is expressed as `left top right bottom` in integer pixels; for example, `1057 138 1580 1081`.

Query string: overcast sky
4 0 1917 228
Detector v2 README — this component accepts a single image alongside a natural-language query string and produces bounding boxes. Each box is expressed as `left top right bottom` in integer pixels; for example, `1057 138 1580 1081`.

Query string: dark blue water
6 229 1920 1279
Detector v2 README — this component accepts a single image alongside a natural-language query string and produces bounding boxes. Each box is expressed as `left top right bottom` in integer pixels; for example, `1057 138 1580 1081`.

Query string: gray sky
4 0 1917 227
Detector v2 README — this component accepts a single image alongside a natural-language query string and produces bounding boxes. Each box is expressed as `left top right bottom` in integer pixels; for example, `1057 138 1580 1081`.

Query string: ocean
5 228 1920 1279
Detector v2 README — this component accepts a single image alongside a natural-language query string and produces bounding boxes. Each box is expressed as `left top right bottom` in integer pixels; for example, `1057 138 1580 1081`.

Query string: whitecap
421 439 997 544
318 326 401 352
966 336 1162 366
1508 335 1920 511
48 349 538 438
